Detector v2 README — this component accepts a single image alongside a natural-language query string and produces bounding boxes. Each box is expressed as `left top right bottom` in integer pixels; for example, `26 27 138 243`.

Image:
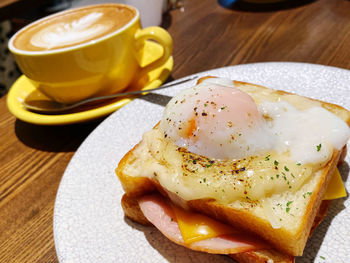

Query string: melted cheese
171 168 345 243
131 128 317 203
126 77 350 204
324 168 347 200
172 204 237 244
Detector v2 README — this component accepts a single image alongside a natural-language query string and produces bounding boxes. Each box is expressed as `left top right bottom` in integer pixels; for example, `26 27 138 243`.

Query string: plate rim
53 62 350 262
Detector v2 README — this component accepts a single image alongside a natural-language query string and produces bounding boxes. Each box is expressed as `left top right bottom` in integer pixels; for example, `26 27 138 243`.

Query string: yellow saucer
7 43 173 126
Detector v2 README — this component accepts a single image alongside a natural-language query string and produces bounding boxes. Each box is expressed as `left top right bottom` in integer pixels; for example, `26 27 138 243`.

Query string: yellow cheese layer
324 168 347 200
172 205 237 244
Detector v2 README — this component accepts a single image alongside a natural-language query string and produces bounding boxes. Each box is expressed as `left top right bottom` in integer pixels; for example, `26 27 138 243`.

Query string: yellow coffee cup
8 4 173 104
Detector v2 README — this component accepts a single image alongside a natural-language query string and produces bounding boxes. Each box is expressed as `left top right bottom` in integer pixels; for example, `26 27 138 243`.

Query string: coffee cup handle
133 26 173 87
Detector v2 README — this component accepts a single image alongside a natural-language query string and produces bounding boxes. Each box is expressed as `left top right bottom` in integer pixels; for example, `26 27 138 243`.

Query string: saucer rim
6 56 173 125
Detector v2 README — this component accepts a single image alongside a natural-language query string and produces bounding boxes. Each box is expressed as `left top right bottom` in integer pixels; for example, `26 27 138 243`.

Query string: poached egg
159 77 350 165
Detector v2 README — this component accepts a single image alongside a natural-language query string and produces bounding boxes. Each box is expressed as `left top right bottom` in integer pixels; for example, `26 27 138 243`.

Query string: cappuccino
8 3 172 104
13 4 136 51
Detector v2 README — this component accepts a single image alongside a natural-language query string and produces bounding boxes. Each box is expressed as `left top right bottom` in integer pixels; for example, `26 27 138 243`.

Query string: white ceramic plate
54 62 350 263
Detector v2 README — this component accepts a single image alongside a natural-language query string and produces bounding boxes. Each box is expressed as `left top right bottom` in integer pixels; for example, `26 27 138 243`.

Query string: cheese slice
172 205 238 244
172 168 346 244
324 168 347 200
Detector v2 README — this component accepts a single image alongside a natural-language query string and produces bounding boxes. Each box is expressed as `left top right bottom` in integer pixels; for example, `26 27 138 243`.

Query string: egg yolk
161 83 272 159
184 85 262 138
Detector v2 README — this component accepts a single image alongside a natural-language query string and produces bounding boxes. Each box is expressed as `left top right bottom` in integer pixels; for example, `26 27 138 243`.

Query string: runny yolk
186 117 197 139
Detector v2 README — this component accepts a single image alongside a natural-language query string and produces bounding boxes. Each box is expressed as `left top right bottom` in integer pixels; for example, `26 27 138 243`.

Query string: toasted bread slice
121 192 330 263
116 78 350 260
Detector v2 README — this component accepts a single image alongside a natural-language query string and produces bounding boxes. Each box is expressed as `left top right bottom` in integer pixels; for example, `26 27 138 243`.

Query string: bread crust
119 191 329 263
117 145 342 260
187 149 341 256
116 77 350 262
229 249 295 263
233 80 350 125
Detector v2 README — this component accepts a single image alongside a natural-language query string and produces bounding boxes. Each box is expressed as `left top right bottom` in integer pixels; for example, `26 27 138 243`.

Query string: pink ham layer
138 194 269 254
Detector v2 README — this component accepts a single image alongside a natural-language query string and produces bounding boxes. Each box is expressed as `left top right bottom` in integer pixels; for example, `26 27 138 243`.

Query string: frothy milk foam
30 12 110 50
13 5 136 51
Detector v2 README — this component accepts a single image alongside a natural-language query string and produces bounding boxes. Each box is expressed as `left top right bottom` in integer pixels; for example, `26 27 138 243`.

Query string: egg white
160 77 350 165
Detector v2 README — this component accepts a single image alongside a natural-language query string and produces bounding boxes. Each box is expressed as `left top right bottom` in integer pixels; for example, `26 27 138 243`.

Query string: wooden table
1 0 349 262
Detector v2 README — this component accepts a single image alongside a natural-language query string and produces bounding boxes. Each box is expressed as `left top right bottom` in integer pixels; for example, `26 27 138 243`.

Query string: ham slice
138 194 269 254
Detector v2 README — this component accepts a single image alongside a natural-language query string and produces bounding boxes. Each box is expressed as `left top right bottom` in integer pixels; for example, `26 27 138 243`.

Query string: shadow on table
226 0 316 12
12 73 176 153
14 118 104 152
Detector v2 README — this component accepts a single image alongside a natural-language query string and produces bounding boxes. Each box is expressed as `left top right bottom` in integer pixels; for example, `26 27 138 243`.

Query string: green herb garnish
274 160 279 166
286 201 293 213
317 143 322 152
303 192 312 198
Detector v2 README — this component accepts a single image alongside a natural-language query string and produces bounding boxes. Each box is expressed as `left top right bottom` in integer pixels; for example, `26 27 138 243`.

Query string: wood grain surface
0 0 350 262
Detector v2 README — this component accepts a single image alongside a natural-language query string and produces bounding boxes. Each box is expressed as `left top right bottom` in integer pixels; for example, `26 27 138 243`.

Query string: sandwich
116 76 350 262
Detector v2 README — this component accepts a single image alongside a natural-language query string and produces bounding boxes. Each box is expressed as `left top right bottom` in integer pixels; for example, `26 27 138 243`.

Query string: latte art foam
12 5 136 51
30 12 114 50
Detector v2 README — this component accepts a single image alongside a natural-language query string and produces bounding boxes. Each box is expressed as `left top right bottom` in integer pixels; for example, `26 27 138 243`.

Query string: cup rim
8 3 140 56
